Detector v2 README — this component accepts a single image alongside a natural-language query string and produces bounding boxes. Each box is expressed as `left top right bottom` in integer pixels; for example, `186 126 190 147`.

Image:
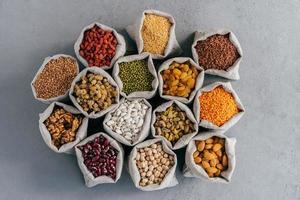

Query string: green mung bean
119 59 154 94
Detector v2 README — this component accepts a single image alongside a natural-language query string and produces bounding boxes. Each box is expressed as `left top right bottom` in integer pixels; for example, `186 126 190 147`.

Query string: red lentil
79 25 117 67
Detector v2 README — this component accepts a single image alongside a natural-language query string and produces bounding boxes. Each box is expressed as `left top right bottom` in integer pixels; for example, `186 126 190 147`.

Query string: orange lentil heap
200 86 239 126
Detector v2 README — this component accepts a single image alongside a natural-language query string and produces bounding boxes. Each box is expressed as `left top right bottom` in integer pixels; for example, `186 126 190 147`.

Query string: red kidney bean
78 135 118 179
79 25 117 68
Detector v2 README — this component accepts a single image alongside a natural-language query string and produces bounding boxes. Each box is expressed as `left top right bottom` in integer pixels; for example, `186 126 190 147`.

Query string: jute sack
75 132 124 187
69 67 120 118
126 9 181 59
150 100 198 150
31 54 79 104
103 97 152 146
158 57 204 104
183 131 236 183
193 81 245 131
112 53 158 99
74 22 126 70
39 102 88 154
191 29 243 80
128 138 178 191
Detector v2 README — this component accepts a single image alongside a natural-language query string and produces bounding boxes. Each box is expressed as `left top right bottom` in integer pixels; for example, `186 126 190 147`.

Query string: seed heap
193 137 228 178
135 143 175 187
199 86 239 127
78 135 118 179
73 73 118 113
195 34 240 70
44 107 83 149
33 56 77 99
79 25 117 67
154 104 195 145
141 14 172 55
119 59 154 95
162 62 199 98
106 99 149 144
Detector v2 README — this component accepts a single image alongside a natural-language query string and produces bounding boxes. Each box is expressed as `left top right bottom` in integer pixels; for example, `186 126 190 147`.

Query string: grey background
0 0 299 199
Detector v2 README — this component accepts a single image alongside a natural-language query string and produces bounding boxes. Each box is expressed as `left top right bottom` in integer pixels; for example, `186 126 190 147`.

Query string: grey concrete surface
0 0 299 199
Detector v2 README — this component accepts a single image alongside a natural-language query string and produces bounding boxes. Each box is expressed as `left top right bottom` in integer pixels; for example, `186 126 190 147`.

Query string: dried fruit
44 106 83 149
162 61 199 98
73 72 118 113
154 104 195 145
79 25 117 67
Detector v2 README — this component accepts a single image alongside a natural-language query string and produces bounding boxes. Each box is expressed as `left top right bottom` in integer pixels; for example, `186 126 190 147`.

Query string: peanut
192 136 228 178
197 141 205 152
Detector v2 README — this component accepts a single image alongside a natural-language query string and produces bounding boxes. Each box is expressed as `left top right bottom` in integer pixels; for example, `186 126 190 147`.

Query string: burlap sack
126 9 181 59
193 81 245 130
103 97 152 146
75 132 124 187
69 67 120 118
191 30 243 80
150 100 198 150
112 53 158 99
38 102 88 154
128 138 178 191
183 131 236 183
74 22 126 70
31 54 79 104
158 57 204 104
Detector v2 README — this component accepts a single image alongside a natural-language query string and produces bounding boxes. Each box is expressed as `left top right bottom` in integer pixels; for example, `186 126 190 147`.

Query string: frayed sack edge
157 57 204 104
150 100 198 150
103 97 152 146
31 54 79 104
69 67 120 119
74 22 126 70
112 53 158 99
75 132 124 187
126 9 181 59
191 29 243 80
38 101 88 154
128 138 178 191
193 81 245 131
183 131 236 183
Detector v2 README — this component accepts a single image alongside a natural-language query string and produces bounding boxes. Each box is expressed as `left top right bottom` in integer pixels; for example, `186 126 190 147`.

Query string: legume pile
195 34 240 70
154 104 195 145
142 14 172 55
106 99 149 144
33 56 77 99
44 106 83 149
193 137 228 178
73 73 118 113
199 86 239 126
119 59 154 95
78 135 118 179
32 9 244 188
79 25 117 67
162 62 199 98
135 142 175 186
